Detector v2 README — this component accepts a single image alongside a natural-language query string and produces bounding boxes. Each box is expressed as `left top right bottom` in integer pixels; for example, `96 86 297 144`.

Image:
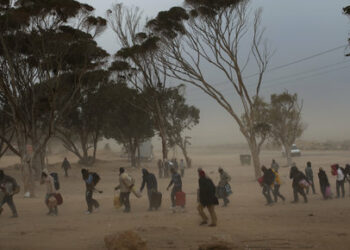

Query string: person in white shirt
40 172 57 216
336 165 345 198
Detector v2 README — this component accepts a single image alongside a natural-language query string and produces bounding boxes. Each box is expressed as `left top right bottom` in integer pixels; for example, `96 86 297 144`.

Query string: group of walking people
2 156 349 229
157 158 186 178
260 159 350 205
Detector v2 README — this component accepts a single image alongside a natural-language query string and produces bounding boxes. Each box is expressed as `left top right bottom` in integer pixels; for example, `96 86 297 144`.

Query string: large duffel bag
151 191 162 209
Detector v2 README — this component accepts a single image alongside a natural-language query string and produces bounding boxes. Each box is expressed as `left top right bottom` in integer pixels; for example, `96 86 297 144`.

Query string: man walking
81 169 100 214
140 169 158 211
335 164 345 198
271 168 285 203
305 161 316 194
167 167 183 210
40 171 58 216
217 168 231 207
197 169 218 227
115 167 134 213
290 166 308 203
261 166 275 205
61 157 71 177
0 170 19 218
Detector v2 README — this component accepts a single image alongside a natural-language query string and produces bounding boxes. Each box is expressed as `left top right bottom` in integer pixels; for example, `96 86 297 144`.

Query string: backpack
91 172 100 186
50 173 60 190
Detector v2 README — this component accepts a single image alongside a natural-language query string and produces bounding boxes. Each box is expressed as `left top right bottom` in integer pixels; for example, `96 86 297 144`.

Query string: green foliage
116 36 160 59
103 83 154 145
146 7 189 39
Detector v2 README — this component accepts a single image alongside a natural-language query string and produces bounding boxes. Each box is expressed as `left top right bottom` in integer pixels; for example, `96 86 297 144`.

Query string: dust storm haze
85 0 350 146
1 1 350 250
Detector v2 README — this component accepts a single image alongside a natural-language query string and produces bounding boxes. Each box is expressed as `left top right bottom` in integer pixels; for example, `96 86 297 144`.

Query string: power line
186 44 348 94
243 44 348 79
187 62 350 101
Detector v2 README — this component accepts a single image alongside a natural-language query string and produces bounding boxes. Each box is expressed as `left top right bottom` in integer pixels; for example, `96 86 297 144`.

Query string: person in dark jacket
305 161 315 194
0 170 19 218
318 168 330 199
261 166 274 205
167 168 183 209
140 169 158 211
81 169 100 214
197 170 218 227
61 157 71 177
290 166 308 203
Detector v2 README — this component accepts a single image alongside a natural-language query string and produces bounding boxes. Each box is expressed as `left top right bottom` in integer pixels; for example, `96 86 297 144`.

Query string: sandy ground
1 148 350 250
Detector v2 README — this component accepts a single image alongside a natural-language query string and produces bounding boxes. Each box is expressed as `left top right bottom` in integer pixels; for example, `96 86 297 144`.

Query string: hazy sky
83 0 350 146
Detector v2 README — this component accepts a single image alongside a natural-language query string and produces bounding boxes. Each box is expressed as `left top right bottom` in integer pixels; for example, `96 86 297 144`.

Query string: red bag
257 176 264 185
175 191 186 207
54 193 63 205
331 164 338 176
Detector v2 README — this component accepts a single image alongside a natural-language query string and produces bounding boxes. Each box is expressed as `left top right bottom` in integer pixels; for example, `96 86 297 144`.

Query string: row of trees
0 0 200 196
0 0 307 195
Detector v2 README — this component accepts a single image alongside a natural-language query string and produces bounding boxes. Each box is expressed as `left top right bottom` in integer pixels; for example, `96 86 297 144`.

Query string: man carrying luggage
167 167 183 210
81 169 100 214
140 168 158 211
290 166 308 203
0 170 19 218
115 167 134 213
40 171 58 216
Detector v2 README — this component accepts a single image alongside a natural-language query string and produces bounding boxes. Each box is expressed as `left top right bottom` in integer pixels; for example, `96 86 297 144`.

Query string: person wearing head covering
167 167 183 209
40 171 57 216
197 170 218 227
318 168 330 199
0 170 19 218
261 166 275 205
115 167 134 213
217 167 231 207
61 157 71 177
305 161 316 195
81 169 100 214
290 165 308 203
270 167 285 203
140 168 158 211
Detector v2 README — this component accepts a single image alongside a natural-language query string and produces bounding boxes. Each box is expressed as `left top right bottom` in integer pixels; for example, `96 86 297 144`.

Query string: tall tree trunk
178 143 191 168
284 144 292 167
92 132 99 165
247 138 262 179
161 134 168 160
129 139 137 168
136 139 141 168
